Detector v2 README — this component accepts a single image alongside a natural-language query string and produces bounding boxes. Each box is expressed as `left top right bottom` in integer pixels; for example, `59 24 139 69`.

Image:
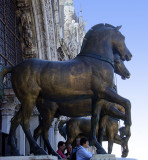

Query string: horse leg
41 119 62 159
107 105 125 120
108 139 113 154
33 122 43 141
98 127 105 146
114 134 123 145
7 110 22 155
101 88 131 142
36 101 62 158
41 116 62 158
108 131 114 154
66 129 78 147
20 98 47 155
98 116 108 146
121 143 129 158
119 136 129 158
90 99 107 154
66 136 76 147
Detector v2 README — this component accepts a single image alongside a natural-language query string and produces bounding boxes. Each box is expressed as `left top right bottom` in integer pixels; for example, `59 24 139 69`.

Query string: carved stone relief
16 0 37 59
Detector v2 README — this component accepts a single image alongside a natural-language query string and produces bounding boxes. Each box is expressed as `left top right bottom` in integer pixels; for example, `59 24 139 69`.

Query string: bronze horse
58 114 126 156
33 53 130 157
32 49 131 157
0 23 132 157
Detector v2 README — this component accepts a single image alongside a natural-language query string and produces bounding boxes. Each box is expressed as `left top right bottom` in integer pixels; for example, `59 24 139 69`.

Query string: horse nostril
125 55 131 61
127 72 131 77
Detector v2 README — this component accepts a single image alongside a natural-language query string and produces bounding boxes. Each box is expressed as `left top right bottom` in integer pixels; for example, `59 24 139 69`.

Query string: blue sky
73 0 148 159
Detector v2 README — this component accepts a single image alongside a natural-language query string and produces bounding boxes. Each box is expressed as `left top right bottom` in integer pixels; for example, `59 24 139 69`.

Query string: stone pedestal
116 158 137 160
90 154 137 160
91 154 116 160
0 155 58 160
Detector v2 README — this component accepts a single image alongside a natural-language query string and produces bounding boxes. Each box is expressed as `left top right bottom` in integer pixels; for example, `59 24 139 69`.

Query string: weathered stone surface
116 158 137 160
91 154 116 160
0 155 58 160
91 154 137 160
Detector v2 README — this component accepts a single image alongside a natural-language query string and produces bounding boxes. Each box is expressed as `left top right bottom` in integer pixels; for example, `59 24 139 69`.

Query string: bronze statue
58 114 127 157
0 23 132 157
33 50 130 156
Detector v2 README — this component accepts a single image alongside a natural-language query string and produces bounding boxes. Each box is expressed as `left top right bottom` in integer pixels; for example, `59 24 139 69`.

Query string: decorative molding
16 0 37 59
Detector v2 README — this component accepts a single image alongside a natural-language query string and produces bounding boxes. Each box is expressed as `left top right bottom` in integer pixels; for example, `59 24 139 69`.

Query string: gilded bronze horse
33 53 130 157
0 23 132 157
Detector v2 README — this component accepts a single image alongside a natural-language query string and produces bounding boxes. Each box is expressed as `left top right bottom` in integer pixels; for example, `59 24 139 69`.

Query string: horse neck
81 41 114 60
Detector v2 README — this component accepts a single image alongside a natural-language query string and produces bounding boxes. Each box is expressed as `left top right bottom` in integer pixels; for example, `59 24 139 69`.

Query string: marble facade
0 0 86 156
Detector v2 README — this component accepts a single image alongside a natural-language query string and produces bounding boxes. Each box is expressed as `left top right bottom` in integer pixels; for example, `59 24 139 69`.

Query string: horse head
108 24 132 61
114 53 130 79
80 23 132 62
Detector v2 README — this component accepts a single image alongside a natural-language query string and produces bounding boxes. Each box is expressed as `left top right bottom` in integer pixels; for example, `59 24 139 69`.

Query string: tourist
64 144 72 159
57 141 66 159
76 137 93 160
72 138 80 153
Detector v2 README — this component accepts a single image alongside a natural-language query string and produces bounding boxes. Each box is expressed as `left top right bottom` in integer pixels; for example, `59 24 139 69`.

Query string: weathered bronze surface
0 23 132 158
33 53 129 156
58 113 128 157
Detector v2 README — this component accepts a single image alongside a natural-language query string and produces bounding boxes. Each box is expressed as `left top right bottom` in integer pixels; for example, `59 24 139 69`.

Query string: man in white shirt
76 137 93 160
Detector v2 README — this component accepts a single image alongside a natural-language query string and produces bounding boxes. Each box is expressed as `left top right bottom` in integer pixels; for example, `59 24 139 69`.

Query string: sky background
73 0 148 160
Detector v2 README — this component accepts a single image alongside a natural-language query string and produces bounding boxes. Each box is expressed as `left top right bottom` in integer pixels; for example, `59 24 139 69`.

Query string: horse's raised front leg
113 134 129 157
107 105 125 121
101 88 131 142
20 97 47 155
90 99 107 154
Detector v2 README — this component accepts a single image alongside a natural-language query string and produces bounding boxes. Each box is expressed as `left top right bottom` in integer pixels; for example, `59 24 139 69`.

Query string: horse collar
77 52 114 69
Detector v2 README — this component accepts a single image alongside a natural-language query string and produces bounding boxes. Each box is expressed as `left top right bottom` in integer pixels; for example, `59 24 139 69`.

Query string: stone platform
0 155 58 160
91 154 137 160
91 154 116 160
0 155 137 160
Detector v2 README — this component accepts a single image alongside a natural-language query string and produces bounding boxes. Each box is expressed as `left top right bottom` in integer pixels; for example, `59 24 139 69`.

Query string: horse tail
58 120 68 140
0 65 13 100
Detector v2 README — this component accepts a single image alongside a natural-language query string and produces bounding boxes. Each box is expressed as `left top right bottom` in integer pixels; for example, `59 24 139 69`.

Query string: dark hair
80 137 88 146
66 144 72 148
58 141 65 148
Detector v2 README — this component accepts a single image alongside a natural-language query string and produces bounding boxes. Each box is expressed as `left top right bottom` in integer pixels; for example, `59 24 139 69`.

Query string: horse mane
80 23 116 52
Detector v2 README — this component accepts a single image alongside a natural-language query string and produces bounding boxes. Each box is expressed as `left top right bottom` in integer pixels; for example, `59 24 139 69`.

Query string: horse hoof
11 148 21 156
121 151 128 157
31 146 48 155
96 149 107 154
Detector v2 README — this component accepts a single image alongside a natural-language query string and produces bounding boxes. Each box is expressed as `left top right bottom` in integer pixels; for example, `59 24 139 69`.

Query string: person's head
80 137 89 148
58 141 66 152
66 144 72 154
76 138 80 147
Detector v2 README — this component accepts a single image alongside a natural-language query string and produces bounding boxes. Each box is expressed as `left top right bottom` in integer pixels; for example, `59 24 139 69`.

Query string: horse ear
116 25 122 31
